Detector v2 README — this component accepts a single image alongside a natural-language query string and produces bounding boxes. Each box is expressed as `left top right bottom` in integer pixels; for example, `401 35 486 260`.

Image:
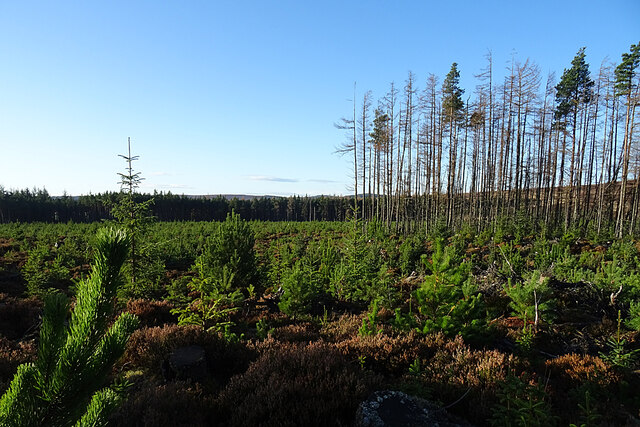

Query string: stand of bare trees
337 44 640 236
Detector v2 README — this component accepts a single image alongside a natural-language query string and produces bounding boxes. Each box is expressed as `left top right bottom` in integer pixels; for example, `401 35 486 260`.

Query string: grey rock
355 390 474 427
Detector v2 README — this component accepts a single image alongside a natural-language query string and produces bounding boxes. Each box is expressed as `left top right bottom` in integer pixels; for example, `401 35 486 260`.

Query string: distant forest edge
0 184 639 238
0 189 354 223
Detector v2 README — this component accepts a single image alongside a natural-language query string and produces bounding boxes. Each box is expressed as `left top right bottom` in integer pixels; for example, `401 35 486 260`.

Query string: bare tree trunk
616 88 637 237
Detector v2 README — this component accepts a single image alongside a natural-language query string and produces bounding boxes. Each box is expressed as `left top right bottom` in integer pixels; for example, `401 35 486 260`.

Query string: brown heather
335 330 446 375
320 313 362 341
110 381 215 427
332 331 518 422
545 353 620 386
0 337 36 393
0 294 40 394
122 324 254 386
269 321 320 342
423 335 515 389
125 299 177 328
543 353 634 424
215 341 383 427
0 294 42 340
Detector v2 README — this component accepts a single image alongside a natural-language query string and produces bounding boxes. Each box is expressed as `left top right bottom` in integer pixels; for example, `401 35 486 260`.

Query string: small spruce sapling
0 228 139 427
408 358 422 377
170 212 255 335
278 261 321 317
255 318 274 340
599 310 639 370
627 301 640 331
171 261 243 333
21 244 70 296
359 300 383 336
414 239 486 340
504 270 556 330
329 211 380 303
197 211 256 290
490 373 557 426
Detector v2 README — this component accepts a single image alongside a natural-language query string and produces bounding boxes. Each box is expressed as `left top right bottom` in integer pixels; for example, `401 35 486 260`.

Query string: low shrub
110 381 214 427
320 314 362 342
490 372 557 427
216 341 382 427
335 331 446 376
125 299 177 328
336 331 516 422
545 353 623 425
0 295 41 340
545 353 619 388
0 338 37 394
270 322 320 343
122 324 253 387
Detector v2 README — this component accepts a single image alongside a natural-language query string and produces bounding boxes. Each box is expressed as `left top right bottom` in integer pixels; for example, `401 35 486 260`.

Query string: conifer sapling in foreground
0 228 139 427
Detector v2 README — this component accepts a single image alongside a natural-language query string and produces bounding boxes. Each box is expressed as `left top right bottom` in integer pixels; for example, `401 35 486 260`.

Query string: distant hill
51 194 339 201
186 194 280 201
183 194 347 200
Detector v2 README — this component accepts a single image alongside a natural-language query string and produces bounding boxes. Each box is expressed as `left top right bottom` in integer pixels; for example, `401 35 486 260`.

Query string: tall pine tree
554 47 594 228
442 63 465 226
442 63 465 124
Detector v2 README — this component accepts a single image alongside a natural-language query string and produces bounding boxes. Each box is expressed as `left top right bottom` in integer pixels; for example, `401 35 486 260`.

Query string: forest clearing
0 212 639 425
0 31 639 427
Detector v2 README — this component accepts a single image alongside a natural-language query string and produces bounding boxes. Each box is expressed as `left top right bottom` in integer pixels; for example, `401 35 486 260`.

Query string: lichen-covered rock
355 390 473 427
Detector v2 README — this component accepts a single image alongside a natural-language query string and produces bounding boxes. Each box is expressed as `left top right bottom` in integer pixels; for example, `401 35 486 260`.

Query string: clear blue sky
1 0 638 197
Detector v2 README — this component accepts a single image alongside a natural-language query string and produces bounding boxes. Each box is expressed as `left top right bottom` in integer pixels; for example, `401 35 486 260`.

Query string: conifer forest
1 44 640 426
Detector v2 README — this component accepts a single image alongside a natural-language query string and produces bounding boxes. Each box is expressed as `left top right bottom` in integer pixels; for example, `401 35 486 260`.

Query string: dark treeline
337 44 640 237
0 188 354 223
1 184 638 237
